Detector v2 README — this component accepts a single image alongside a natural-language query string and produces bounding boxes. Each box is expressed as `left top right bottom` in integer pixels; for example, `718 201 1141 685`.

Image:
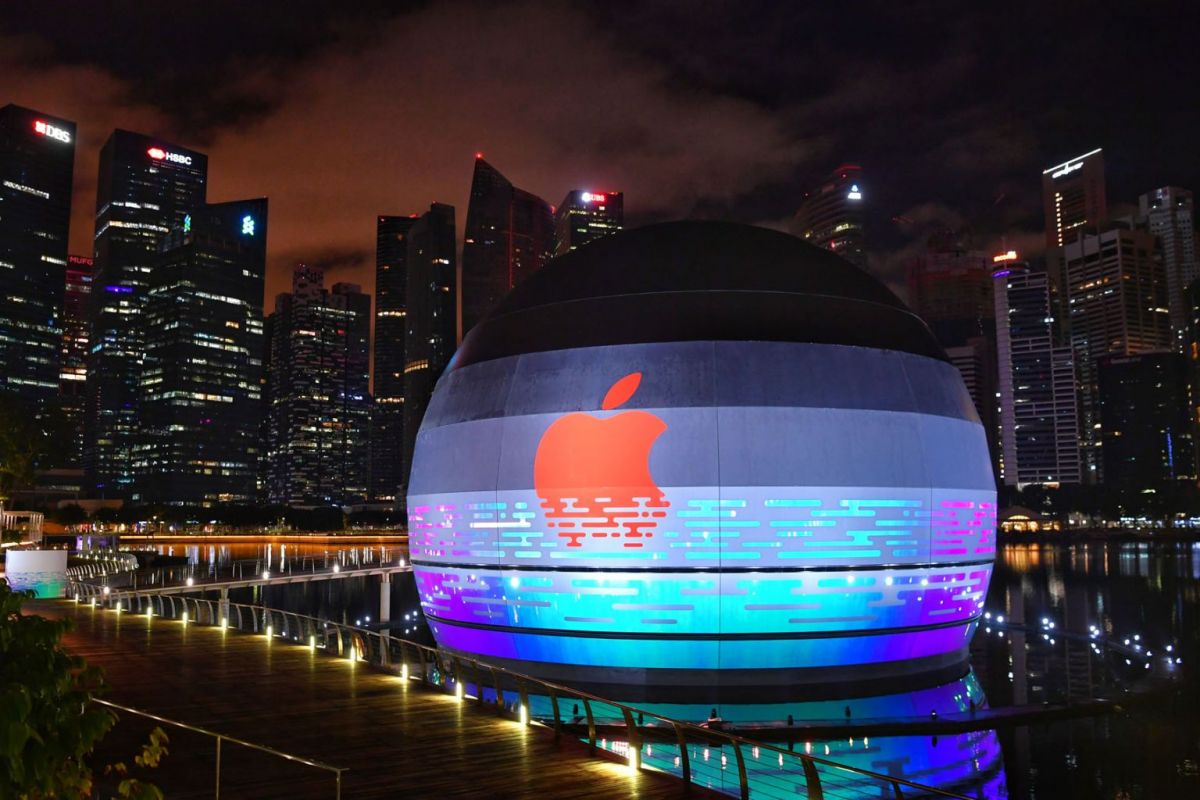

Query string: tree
0 580 166 798
0 395 39 506
51 504 88 528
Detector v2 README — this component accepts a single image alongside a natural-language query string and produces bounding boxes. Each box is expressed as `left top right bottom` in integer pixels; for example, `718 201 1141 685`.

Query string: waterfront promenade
36 600 719 799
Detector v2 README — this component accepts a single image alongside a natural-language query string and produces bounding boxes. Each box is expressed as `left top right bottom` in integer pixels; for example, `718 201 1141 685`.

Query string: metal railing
93 698 345 799
74 592 972 800
68 551 410 599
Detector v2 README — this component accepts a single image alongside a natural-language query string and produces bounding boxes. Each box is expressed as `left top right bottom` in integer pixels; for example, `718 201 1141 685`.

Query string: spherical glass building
408 221 995 692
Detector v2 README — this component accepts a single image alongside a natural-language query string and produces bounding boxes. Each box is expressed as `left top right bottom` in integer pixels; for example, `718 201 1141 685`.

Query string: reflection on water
146 538 1200 798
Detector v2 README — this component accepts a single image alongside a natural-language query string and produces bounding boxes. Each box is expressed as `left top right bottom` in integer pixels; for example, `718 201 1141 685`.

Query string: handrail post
732 740 749 800
672 722 691 787
336 769 342 800
214 735 222 800
490 666 503 714
892 780 905 799
583 698 596 754
621 707 641 771
801 754 825 800
517 680 529 725
548 688 561 740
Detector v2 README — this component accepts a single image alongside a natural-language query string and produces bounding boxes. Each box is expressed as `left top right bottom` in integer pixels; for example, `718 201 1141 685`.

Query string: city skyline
2 2 1196 305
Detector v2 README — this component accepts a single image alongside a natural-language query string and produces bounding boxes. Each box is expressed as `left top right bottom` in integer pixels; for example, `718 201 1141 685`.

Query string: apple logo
534 372 670 548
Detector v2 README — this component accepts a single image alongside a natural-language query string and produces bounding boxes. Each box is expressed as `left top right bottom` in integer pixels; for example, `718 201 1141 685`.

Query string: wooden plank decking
34 600 723 799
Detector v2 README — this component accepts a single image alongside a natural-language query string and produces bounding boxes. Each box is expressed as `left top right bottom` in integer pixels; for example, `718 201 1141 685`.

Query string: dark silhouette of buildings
460 156 553 340
403 203 456 488
553 190 623 256
370 215 417 502
1098 352 1195 484
794 164 866 269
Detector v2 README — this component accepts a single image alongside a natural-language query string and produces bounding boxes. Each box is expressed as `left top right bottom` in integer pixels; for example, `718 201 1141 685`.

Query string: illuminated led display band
409 339 996 684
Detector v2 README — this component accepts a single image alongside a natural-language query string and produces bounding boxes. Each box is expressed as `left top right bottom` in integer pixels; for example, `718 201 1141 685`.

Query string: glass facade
794 164 866 269
0 104 75 405
370 215 416 502
86 130 207 497
402 203 456 493
553 190 623 256
136 199 267 504
264 265 371 505
460 157 553 339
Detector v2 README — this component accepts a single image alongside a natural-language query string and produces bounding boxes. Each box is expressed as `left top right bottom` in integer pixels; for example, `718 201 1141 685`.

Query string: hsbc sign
147 147 193 165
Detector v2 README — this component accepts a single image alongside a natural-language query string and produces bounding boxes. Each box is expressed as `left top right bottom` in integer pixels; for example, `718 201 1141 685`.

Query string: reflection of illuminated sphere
408 222 995 689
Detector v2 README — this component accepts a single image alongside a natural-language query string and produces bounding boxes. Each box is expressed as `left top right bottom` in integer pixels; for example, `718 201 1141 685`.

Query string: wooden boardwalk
35 600 722 799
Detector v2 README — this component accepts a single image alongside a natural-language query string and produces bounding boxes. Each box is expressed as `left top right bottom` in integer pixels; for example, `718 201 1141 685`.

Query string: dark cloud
2 0 1197 304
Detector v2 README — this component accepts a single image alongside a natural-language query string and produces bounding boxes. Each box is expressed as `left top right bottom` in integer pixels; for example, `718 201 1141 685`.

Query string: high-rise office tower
370 215 417 502
0 105 75 405
1064 223 1171 481
136 200 267 505
794 164 866 270
61 255 93 468
264 264 371 506
1042 148 1105 249
1139 187 1196 350
992 253 1081 486
460 156 553 340
403 203 456 486
553 190 623 256
86 130 207 497
1097 352 1195 484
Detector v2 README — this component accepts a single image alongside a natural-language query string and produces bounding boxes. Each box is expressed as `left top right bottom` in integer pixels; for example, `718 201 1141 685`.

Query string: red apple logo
534 372 670 548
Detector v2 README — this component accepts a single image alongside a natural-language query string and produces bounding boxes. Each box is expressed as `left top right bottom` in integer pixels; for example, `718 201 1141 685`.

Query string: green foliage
0 581 169 799
0 394 71 503
0 580 114 798
105 727 169 800
0 396 39 504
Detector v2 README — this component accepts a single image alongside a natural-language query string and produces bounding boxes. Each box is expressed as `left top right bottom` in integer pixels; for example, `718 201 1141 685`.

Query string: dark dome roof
455 221 945 368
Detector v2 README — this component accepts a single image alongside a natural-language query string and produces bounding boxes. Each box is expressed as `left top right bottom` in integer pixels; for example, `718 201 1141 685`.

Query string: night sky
2 0 1196 301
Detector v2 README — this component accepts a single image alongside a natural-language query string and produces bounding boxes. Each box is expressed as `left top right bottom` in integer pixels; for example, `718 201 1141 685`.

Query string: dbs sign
533 372 669 548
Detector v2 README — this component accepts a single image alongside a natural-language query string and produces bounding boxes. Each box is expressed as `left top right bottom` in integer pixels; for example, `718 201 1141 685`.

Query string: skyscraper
86 130 207 497
992 253 1081 486
1098 352 1195 484
794 164 866 269
460 156 553 340
264 264 371 506
0 104 75 405
553 190 623 256
61 255 93 469
1064 223 1171 480
370 215 417 502
906 231 998 466
136 199 267 505
1139 187 1196 350
403 203 456 485
1042 148 1105 249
